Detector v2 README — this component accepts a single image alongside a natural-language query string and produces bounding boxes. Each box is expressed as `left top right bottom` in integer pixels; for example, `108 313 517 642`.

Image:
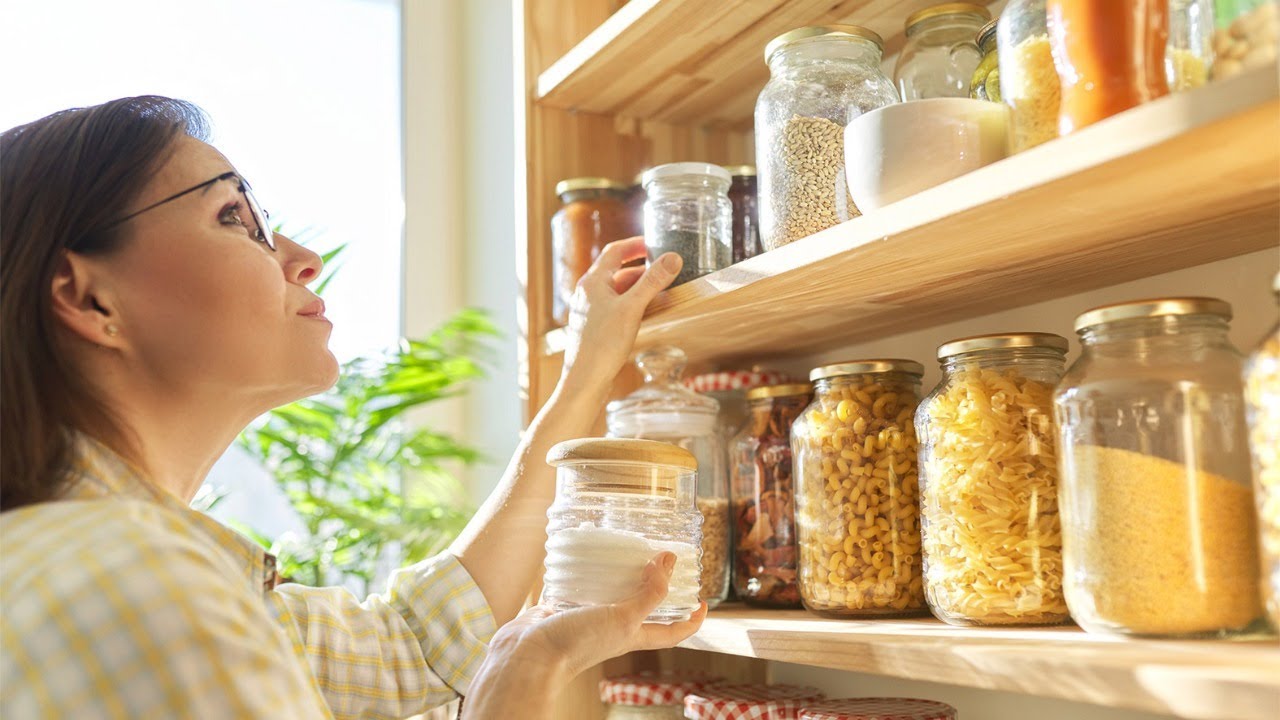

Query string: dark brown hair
1 96 210 510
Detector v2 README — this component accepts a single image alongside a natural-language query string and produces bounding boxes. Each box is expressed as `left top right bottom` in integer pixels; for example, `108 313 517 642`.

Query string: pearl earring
105 324 119 337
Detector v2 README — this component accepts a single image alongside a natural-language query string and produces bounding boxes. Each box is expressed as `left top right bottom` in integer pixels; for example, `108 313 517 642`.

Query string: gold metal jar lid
555 177 626 197
765 25 885 63
937 332 1069 360
1074 297 1233 333
976 18 999 48
810 359 924 382
906 3 992 31
746 383 813 401
722 164 757 177
547 437 697 471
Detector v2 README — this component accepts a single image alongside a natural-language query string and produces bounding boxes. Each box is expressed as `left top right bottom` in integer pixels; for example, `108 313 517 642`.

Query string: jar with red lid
800 698 958 720
685 366 794 444
685 685 825 720
601 673 723 720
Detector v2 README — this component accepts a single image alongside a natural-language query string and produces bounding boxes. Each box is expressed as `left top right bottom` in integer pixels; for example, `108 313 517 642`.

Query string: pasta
794 368 925 615
917 366 1068 625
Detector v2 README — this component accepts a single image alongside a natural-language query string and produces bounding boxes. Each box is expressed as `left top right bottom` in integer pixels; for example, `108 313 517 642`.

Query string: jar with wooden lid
608 347 731 608
800 698 958 720
998 0 1062 152
601 673 723 720
755 25 899 250
1055 297 1262 637
1045 0 1171 136
917 333 1070 626
971 20 1001 101
1246 273 1280 629
894 3 993 100
731 383 813 608
551 177 632 325
792 360 926 617
543 438 703 623
724 165 761 263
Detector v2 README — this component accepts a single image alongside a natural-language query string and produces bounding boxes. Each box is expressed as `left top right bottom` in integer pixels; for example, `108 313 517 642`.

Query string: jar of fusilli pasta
917 333 1071 626
793 360 926 617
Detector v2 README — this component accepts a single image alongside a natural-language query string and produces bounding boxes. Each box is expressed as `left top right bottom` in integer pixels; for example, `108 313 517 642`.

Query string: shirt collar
63 432 281 592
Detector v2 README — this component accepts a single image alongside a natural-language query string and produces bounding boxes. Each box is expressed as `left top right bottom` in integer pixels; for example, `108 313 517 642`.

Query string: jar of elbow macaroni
793 359 926 616
917 333 1071 626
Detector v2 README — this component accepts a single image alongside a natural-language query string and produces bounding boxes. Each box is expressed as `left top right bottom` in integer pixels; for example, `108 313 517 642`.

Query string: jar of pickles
998 0 1061 152
1246 273 1280 629
731 384 813 607
971 19 1001 101
551 178 632 325
1055 297 1262 637
792 360 926 617
608 347 731 608
917 333 1070 626
543 438 703 623
894 3 993 100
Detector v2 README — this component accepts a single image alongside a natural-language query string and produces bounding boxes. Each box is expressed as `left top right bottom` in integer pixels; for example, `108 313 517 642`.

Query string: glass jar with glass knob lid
894 3 993 100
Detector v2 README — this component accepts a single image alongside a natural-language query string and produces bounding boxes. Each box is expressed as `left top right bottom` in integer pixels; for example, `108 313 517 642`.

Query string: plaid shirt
0 435 495 719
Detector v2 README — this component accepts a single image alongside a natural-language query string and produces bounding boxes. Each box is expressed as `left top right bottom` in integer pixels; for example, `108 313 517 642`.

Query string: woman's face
93 134 339 409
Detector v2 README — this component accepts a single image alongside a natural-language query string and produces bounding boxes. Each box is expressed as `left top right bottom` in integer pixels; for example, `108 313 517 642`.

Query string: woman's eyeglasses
85 171 275 251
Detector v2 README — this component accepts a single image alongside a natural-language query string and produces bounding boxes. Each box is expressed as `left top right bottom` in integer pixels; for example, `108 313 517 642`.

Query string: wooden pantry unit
515 1 1280 718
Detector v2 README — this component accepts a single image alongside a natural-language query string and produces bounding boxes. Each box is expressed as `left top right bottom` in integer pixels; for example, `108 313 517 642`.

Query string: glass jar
643 163 732 288
602 674 722 720
685 367 793 448
608 347 731 608
793 360 926 617
551 178 632 325
917 334 1071 626
800 698 958 720
724 165 761 263
1046 0 1171 136
998 0 1062 152
971 20 1002 101
755 26 899 251
1212 0 1278 80
1168 0 1215 90
543 438 702 623
1246 274 1280 630
895 3 993 100
627 171 647 238
1054 297 1262 637
731 384 813 608
684 685 825 720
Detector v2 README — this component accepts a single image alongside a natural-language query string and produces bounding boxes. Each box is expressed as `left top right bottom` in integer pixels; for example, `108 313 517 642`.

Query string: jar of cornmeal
544 438 703 623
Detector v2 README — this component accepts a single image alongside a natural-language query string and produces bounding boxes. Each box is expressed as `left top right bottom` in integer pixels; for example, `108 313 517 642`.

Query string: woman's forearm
450 372 610 625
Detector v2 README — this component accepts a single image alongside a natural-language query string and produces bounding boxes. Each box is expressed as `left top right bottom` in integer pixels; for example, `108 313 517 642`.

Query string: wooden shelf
536 0 1002 126
542 65 1280 363
680 605 1280 720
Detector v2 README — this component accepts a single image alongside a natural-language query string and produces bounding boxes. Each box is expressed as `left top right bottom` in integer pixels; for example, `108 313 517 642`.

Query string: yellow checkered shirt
0 435 495 719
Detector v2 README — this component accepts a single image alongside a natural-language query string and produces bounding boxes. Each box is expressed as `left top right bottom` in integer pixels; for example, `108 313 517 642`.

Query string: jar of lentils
792 360 926 617
754 25 899 251
917 333 1071 626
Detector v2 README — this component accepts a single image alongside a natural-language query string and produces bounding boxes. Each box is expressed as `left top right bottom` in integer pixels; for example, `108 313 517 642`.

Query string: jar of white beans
916 333 1071 626
792 359 927 617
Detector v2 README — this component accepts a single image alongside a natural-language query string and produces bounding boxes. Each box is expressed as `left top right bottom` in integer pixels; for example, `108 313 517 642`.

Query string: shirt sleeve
0 504 334 720
265 552 497 720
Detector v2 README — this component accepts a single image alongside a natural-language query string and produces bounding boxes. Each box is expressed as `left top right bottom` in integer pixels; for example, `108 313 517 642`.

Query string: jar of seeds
755 26 900 251
643 163 732 288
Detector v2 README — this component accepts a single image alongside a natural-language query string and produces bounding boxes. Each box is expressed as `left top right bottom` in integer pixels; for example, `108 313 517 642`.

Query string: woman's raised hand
561 238 682 393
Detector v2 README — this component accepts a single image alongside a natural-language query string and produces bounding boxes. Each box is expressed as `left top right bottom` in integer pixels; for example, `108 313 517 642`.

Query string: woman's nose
275 233 324 286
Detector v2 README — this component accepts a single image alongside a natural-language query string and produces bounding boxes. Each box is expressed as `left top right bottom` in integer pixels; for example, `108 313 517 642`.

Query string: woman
0 96 702 719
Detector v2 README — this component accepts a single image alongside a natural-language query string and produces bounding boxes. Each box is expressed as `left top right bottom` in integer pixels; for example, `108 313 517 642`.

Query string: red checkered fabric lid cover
799 698 958 720
684 369 791 393
684 684 826 720
600 673 720 706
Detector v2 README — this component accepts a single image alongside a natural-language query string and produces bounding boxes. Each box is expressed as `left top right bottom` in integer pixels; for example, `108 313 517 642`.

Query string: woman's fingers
582 237 648 287
623 253 682 303
617 552 675 624
635 602 708 650
610 265 647 294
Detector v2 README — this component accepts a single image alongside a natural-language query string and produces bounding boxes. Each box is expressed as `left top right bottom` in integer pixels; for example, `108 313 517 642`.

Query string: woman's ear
50 251 126 350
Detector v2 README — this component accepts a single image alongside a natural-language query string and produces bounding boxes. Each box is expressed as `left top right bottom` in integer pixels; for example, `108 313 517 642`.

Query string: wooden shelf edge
679 606 1280 720
541 65 1279 362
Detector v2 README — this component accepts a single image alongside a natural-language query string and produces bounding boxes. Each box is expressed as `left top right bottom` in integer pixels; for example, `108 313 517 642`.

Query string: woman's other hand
461 552 706 719
562 237 682 393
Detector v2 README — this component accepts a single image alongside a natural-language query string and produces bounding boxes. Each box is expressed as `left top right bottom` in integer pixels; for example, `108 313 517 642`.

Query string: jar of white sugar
543 437 703 623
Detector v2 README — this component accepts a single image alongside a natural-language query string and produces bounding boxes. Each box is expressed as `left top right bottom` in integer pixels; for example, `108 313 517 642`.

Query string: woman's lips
298 298 327 319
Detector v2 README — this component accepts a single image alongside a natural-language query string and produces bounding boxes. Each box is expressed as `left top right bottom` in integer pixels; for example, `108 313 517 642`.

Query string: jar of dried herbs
731 383 813 607
642 163 732 287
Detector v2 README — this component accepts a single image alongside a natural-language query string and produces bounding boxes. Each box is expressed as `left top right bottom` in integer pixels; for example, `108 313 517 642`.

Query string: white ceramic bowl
844 98 1010 213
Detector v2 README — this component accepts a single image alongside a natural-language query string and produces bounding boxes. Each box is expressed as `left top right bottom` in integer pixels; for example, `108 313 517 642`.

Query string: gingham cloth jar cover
600 673 722 706
684 684 826 720
683 368 792 394
798 698 958 720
